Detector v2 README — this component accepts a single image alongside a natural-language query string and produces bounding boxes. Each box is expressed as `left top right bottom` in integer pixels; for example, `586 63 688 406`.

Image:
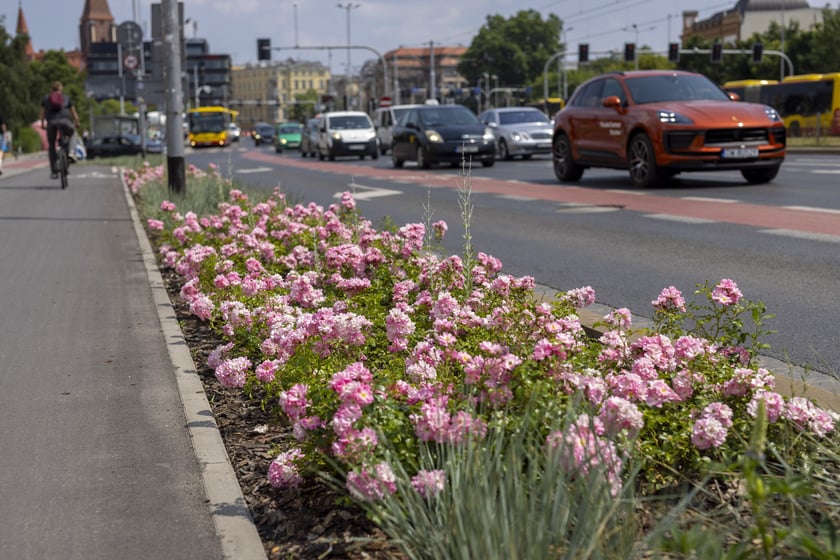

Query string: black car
252 122 275 145
87 134 144 159
391 105 495 169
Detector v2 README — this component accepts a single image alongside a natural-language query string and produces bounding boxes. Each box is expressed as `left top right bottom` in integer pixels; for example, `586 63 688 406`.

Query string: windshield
420 107 480 127
498 110 550 125
327 115 372 129
626 75 731 104
189 113 229 133
278 124 301 134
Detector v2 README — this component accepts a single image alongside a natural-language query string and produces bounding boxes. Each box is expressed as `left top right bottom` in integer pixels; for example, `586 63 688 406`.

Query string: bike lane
244 151 840 239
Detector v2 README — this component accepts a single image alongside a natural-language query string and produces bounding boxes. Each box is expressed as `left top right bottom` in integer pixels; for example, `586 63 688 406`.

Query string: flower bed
128 163 839 558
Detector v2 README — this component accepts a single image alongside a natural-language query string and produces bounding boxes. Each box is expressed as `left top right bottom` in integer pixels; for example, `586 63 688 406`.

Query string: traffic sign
117 21 143 49
379 96 392 108
123 53 139 70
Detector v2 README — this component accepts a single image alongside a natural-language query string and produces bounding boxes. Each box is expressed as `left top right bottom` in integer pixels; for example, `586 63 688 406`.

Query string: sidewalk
0 161 266 559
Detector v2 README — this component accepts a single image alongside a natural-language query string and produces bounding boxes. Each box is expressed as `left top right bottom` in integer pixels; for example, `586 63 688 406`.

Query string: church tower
79 0 116 57
15 1 35 61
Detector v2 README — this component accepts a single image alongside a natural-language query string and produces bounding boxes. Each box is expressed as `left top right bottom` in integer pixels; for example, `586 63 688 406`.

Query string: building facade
231 60 331 129
682 0 824 44
361 45 469 108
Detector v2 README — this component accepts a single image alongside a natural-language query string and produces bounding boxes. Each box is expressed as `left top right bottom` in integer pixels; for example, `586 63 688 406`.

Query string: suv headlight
658 110 693 124
764 106 782 122
425 129 444 143
331 132 342 141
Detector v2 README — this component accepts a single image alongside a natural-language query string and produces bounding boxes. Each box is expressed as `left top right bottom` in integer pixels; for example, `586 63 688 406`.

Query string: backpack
49 91 64 112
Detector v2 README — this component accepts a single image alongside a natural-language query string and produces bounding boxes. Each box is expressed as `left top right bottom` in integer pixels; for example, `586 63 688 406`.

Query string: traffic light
752 42 763 63
578 43 589 64
710 41 722 63
668 42 680 63
257 38 271 61
624 43 636 63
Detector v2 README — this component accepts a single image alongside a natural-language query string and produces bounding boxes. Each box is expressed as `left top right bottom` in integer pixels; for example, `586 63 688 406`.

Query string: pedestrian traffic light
257 38 271 61
752 42 763 63
710 41 723 63
668 42 680 63
624 43 636 63
578 43 589 64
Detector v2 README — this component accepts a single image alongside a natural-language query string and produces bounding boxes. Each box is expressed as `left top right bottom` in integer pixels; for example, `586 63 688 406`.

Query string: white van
317 111 379 161
373 104 423 155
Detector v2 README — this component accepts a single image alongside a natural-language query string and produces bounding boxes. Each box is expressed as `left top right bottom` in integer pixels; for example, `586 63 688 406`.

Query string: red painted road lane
245 152 840 238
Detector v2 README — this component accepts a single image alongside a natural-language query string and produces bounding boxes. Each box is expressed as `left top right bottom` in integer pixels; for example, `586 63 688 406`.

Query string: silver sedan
478 107 553 160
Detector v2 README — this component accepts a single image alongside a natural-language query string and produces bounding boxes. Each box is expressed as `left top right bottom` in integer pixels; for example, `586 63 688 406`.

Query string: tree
0 22 39 131
457 10 562 91
287 90 319 123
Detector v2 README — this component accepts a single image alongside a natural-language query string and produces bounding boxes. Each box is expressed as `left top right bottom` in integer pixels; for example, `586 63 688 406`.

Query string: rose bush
128 163 836 502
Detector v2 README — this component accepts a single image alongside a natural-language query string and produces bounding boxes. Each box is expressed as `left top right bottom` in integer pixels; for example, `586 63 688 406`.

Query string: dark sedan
87 134 144 159
391 104 495 169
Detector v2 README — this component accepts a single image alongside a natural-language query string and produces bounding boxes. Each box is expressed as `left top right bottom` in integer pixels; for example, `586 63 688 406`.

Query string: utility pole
162 0 185 194
429 40 436 102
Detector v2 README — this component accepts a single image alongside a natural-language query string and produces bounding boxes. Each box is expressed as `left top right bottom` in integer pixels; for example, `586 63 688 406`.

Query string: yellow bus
721 79 778 103
724 74 840 136
527 97 565 118
187 106 239 147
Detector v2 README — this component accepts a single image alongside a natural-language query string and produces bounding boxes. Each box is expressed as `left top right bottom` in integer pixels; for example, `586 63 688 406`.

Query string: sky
5 0 838 73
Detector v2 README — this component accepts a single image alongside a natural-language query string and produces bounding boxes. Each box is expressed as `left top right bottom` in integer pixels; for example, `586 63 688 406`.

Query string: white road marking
336 184 402 200
498 194 539 201
760 229 840 243
606 189 647 195
235 167 274 174
681 196 740 203
644 213 717 224
783 205 840 215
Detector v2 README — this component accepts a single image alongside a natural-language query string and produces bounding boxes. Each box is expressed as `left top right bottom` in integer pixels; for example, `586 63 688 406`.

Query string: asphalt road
189 144 840 379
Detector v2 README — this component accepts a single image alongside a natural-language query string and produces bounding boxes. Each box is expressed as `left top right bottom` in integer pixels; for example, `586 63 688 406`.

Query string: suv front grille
704 128 769 145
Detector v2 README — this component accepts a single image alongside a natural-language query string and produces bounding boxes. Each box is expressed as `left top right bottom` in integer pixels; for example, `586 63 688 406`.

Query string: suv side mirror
602 96 625 113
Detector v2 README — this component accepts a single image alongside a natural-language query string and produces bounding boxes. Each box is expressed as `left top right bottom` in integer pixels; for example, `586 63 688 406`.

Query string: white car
317 111 379 161
228 123 241 142
478 107 553 160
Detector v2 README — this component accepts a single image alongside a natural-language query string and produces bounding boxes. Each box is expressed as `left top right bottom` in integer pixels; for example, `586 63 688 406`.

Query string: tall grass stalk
340 407 641 560
457 156 475 292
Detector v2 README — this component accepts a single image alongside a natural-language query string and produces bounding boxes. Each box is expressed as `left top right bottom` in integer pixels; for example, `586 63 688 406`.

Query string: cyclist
39 81 80 179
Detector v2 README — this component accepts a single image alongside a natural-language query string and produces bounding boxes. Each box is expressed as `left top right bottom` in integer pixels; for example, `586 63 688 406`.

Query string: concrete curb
120 174 268 560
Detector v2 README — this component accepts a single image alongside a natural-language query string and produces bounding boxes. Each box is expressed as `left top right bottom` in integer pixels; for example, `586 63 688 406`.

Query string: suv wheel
628 133 659 188
553 133 584 182
742 165 780 184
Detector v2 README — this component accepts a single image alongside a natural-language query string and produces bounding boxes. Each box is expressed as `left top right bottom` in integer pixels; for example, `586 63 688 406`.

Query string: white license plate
348 145 365 151
457 145 479 153
722 147 759 159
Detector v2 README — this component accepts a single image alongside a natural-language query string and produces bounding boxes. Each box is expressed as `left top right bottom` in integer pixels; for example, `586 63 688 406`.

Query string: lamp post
337 3 360 109
561 26 573 101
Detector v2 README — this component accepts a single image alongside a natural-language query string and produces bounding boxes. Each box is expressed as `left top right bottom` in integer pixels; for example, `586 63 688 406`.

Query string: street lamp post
561 26 573 101
337 3 360 110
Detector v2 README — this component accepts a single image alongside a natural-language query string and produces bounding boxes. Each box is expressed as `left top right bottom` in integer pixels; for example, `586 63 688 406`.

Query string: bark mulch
161 268 406 560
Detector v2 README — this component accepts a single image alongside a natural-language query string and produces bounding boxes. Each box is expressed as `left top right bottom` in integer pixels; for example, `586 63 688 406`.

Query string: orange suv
552 70 786 187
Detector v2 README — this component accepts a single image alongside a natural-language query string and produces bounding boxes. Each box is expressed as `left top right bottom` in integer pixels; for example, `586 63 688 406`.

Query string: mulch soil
160 268 406 560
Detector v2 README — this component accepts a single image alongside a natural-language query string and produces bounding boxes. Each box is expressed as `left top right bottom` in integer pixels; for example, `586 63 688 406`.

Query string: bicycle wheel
58 144 69 190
